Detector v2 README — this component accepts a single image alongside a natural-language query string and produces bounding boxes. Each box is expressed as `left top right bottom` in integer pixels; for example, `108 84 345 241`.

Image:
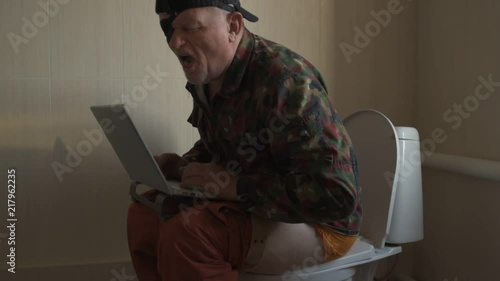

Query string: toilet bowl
239 110 424 281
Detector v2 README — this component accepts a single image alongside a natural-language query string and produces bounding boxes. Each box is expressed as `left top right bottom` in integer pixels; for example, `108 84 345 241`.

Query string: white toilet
239 110 424 281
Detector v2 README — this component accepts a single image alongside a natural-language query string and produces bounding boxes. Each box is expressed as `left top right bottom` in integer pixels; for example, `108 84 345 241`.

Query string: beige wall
1 0 198 273
332 0 417 126
330 0 418 278
0 0 418 279
415 0 500 280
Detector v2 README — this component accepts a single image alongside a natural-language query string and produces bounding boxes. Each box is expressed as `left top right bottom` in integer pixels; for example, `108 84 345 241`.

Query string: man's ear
228 12 244 41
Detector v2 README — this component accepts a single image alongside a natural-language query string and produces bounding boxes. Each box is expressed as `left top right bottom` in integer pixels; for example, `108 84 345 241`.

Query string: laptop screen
90 104 170 193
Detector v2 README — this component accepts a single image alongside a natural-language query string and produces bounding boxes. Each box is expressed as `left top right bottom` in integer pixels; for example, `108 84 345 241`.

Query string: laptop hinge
130 181 173 221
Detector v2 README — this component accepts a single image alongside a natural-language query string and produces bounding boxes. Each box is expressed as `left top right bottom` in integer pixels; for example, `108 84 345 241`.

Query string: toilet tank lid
395 127 420 141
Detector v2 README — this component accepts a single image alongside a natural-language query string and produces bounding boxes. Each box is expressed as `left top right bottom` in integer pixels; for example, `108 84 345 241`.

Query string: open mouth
179 55 194 64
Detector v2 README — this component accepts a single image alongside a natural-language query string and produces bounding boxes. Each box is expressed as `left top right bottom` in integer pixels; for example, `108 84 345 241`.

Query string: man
127 0 362 280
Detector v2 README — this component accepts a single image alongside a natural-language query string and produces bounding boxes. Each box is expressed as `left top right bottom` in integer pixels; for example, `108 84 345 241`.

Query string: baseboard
0 260 137 281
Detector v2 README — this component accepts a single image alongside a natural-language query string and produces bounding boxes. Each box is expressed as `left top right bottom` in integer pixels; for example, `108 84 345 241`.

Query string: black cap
156 0 258 22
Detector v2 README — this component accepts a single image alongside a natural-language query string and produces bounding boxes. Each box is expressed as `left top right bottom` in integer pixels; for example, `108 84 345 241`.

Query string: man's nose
168 30 184 50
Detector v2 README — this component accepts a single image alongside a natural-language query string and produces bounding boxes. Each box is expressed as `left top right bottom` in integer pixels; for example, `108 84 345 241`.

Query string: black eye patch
160 17 176 43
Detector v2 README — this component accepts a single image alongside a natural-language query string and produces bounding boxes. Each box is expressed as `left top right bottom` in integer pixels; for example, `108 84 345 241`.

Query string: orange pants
127 190 252 281
127 190 357 280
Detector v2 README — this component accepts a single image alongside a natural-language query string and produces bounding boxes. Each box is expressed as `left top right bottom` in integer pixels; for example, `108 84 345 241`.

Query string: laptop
90 104 205 199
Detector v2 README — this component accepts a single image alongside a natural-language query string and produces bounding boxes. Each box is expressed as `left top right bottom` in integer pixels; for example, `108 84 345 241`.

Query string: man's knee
127 190 161 224
127 197 161 240
128 199 155 223
159 205 227 253
165 205 221 236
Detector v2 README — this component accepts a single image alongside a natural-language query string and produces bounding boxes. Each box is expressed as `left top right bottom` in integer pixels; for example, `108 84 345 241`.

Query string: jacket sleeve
236 74 360 223
182 139 212 163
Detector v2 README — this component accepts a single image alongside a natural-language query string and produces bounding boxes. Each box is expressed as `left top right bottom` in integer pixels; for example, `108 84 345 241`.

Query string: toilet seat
343 110 400 249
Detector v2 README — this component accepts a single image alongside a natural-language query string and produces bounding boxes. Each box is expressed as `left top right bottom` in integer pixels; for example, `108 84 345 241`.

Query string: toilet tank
386 127 424 244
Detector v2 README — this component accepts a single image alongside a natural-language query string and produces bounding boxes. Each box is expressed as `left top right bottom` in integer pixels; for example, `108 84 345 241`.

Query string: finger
180 176 203 189
178 166 185 176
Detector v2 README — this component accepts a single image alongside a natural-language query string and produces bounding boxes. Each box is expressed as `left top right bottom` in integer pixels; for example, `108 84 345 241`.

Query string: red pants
127 190 252 281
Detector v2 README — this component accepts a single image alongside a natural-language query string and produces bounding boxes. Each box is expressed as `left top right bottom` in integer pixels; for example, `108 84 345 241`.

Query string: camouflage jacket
182 29 362 236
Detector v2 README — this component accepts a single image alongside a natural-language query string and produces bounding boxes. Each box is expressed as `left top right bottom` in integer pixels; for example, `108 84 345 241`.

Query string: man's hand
154 153 188 181
181 162 240 201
